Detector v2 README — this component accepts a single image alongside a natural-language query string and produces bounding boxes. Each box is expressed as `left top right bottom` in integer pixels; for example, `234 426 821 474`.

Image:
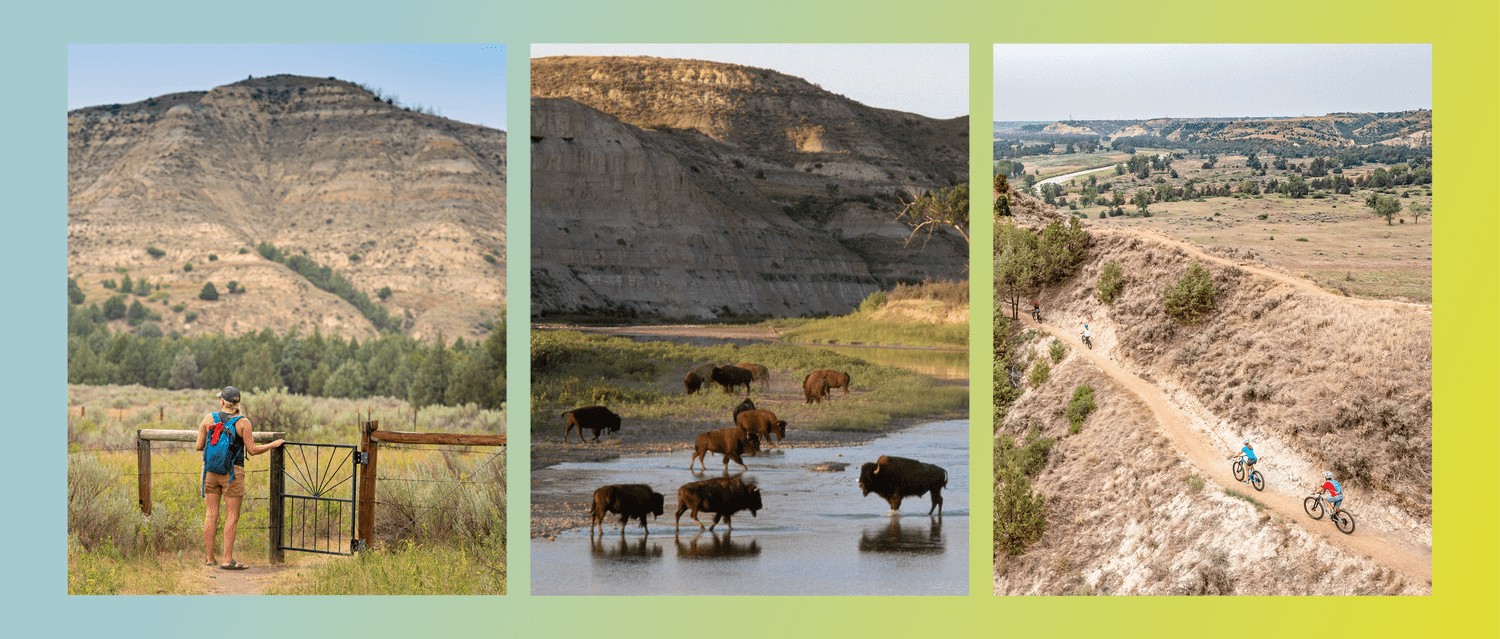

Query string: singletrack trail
1020 313 1433 583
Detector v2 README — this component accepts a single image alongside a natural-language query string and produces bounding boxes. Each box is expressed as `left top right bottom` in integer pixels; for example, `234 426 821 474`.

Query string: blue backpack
201 412 244 496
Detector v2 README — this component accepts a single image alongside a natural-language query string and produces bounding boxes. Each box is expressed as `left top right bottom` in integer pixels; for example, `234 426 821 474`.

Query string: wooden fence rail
355 421 505 550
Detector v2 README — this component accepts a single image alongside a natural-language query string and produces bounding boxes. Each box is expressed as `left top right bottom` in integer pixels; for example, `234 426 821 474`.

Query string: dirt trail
1021 314 1433 583
198 562 286 595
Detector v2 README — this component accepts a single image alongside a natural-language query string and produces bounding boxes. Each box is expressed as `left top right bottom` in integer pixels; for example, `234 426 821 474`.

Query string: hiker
196 386 284 570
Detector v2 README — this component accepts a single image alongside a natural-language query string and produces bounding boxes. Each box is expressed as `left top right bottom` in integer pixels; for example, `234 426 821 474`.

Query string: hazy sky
532 44 969 120
994 44 1431 121
68 44 507 129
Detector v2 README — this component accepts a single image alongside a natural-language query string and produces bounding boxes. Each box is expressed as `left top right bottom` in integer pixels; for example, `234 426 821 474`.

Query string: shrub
1163 261 1215 323
1256 213 1268 220
101 279 116 290
994 465 1046 556
858 290 888 313
348 252 361 262
183 262 193 272
68 278 86 305
378 286 393 301
119 274 133 294
1096 260 1124 303
172 303 185 313
225 281 239 294
133 278 152 297
238 247 248 254
146 247 165 258
1185 473 1206 492
1295 238 1309 242
1049 338 1065 363
126 300 148 326
208 254 218 261
1065 385 1097 434
482 254 496 264
1029 361 1050 388
102 295 128 320
199 283 219 301
184 311 199 323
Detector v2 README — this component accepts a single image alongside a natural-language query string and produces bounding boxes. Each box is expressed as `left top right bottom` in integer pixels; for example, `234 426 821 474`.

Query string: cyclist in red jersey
1315 470 1344 517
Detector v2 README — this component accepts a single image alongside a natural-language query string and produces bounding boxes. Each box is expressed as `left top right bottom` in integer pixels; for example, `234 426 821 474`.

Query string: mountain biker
1082 323 1092 345
1031 300 1041 320
1315 470 1344 517
1228 438 1257 485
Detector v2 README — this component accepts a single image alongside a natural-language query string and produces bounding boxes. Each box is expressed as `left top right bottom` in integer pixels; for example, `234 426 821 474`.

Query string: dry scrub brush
1030 230 1431 522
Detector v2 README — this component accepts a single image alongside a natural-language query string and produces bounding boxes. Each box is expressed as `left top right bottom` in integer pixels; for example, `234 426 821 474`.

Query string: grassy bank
531 330 967 435
778 280 969 349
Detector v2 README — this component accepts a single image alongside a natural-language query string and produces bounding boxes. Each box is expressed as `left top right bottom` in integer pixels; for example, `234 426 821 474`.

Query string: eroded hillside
68 74 506 342
996 224 1432 595
531 56 968 319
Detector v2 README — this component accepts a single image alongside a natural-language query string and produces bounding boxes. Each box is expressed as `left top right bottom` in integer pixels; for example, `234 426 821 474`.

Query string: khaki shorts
204 466 246 498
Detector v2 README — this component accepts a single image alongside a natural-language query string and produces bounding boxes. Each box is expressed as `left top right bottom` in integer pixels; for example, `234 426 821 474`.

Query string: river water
531 419 969 595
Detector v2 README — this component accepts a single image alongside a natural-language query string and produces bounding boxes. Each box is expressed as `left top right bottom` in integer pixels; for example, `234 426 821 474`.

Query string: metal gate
274 442 360 556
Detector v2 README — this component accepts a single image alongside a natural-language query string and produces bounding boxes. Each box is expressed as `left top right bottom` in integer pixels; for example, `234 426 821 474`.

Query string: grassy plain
1022 152 1432 302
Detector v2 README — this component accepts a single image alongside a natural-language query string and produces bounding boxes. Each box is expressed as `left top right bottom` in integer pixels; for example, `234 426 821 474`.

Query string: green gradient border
7 1 1495 637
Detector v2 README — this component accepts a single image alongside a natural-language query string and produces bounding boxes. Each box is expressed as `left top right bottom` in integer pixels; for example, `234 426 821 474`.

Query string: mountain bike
1304 493 1355 534
1081 333 1092 349
1031 306 1041 322
1230 454 1264 491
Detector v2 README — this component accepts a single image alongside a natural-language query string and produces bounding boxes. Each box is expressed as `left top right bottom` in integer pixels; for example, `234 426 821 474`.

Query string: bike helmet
1242 438 1250 444
1323 471 1333 479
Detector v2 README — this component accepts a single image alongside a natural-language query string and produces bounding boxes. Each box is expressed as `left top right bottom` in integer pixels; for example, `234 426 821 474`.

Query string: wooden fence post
136 431 151 516
268 445 284 565
357 420 379 551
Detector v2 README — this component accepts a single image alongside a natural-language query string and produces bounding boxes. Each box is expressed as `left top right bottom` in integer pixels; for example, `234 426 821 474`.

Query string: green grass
780 313 967 348
266 541 504 595
1224 488 1267 511
532 331 966 435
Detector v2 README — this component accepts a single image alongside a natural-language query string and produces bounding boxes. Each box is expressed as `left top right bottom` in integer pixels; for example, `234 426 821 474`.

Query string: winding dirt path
1020 313 1433 583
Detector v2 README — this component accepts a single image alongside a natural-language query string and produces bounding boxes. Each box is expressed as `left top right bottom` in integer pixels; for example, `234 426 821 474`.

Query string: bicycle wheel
1334 510 1355 535
1303 496 1324 520
1232 461 1246 482
1250 470 1264 492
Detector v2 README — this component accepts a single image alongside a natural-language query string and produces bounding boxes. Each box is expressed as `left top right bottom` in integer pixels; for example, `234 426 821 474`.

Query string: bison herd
566 361 944 537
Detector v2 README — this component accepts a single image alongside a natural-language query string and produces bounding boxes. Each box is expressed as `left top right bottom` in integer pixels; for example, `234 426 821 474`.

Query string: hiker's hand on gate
271 439 285 447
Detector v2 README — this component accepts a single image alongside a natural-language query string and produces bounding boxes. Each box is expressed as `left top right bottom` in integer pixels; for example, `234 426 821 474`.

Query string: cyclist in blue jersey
1228 438 1258 485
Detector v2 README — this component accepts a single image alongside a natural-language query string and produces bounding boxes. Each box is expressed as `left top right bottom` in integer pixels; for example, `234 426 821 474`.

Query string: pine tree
408 333 452 409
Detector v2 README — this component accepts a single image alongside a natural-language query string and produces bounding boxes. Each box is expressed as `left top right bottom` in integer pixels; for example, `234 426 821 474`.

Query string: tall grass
780 279 969 349
266 541 504 595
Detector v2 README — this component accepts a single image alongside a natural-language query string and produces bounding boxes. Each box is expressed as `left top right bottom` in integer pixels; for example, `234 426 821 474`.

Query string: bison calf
735 409 787 447
732 362 771 390
590 484 666 536
684 362 717 395
802 372 831 404
690 427 761 472
564 406 622 443
813 369 851 395
858 455 948 515
675 476 765 532
710 365 755 396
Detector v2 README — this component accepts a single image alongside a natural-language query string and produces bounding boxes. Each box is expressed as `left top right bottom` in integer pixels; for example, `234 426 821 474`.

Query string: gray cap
217 386 241 403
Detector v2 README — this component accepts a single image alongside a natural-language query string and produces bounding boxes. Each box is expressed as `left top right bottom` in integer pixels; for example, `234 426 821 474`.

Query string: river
531 419 969 595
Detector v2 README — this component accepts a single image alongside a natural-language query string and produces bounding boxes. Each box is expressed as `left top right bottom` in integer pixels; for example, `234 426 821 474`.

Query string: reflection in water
591 536 664 561
858 517 944 555
675 531 763 560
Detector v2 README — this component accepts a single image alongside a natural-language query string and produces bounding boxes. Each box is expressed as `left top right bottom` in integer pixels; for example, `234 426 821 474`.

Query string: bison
563 405 622 443
684 362 717 395
710 365 755 396
813 369 851 395
735 409 787 447
589 484 666 536
675 476 765 532
732 362 771 390
802 372 831 404
690 427 761 472
731 398 756 422
858 455 948 515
